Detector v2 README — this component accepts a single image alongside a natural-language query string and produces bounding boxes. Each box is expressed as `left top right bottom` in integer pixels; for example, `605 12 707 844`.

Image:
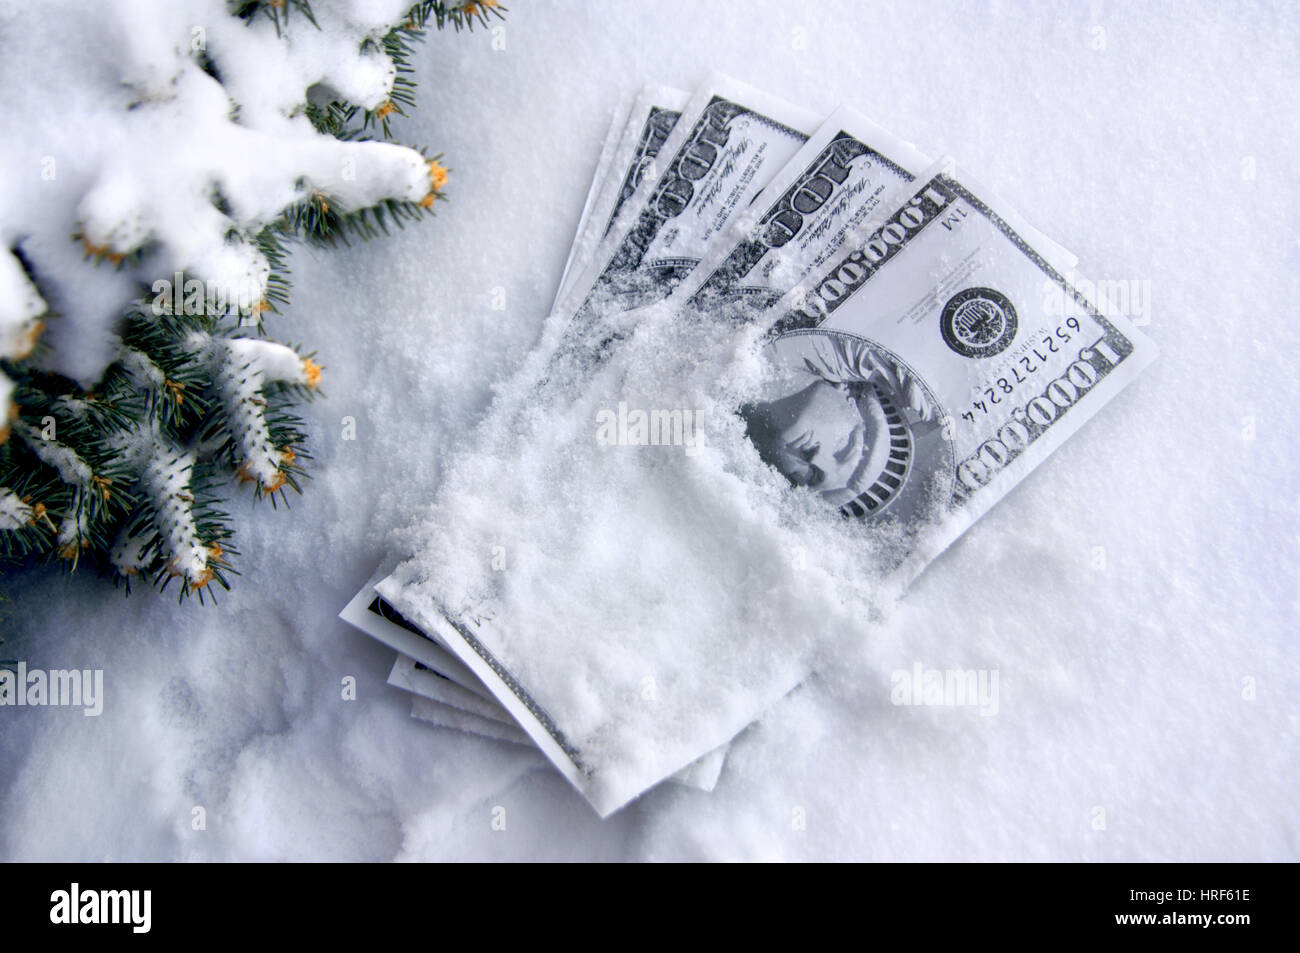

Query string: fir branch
230 0 320 37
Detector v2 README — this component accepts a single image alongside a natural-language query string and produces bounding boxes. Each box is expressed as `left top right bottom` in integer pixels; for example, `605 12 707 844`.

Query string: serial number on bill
963 317 1082 421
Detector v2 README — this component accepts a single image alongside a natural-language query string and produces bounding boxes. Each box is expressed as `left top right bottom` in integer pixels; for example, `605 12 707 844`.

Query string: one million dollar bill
542 74 821 386
374 157 1155 816
665 104 1074 330
553 86 690 309
655 103 930 323
746 157 1155 581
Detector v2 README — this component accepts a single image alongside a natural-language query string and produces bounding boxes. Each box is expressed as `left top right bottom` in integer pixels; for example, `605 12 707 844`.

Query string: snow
0 0 434 390
0 489 30 531
1 0 1297 859
205 335 318 488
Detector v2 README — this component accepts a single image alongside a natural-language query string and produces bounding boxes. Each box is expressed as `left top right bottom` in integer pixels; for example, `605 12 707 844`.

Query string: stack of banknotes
341 74 1156 816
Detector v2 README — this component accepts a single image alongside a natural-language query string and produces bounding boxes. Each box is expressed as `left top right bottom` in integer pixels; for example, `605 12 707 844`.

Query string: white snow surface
1 0 1297 860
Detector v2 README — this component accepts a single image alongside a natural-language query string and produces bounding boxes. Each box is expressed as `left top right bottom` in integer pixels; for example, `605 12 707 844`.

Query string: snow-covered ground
2 0 1297 861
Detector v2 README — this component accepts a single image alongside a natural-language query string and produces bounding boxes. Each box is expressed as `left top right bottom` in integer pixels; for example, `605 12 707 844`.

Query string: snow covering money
344 75 923 793
343 74 1155 816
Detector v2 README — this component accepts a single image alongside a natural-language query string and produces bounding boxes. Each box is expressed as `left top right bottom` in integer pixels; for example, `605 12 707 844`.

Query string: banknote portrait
742 328 955 520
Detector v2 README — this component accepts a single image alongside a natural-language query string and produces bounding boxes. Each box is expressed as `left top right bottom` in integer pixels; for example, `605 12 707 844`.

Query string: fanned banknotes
553 86 690 309
342 74 1153 816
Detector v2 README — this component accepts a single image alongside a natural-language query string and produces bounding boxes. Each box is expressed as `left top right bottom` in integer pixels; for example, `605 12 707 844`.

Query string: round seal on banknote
940 287 1018 359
